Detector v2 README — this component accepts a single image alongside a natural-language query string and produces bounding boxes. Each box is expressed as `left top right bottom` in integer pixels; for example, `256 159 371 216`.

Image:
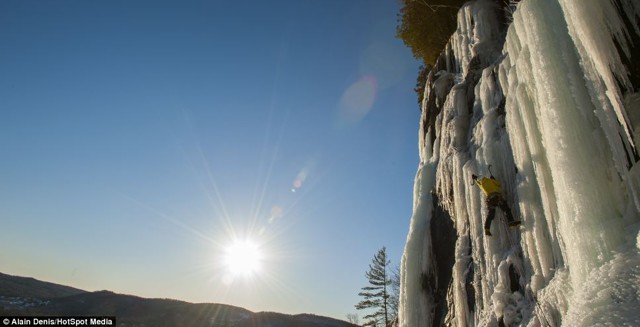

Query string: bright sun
223 240 262 277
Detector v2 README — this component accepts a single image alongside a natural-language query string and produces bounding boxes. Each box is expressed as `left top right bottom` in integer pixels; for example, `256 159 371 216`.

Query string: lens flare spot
336 75 378 128
269 206 283 223
291 168 309 192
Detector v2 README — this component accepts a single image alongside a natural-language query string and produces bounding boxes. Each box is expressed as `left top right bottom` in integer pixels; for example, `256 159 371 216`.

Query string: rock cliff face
398 0 640 326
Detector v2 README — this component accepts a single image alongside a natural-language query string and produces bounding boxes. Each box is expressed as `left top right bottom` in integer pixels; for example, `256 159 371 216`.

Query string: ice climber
472 174 521 236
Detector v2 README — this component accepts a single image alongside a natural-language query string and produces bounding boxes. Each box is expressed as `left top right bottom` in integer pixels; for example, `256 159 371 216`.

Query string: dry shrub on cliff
396 0 468 65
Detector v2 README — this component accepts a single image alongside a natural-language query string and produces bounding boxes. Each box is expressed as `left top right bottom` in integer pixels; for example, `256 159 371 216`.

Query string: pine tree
356 247 391 326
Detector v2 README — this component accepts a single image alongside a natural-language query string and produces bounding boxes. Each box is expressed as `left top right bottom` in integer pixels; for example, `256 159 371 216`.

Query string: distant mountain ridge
0 271 85 299
0 272 357 327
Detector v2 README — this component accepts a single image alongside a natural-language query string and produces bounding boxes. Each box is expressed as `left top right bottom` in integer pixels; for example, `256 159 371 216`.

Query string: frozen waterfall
399 0 640 326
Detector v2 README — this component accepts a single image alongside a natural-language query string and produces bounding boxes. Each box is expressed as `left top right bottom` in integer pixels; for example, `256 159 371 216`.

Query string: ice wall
399 0 640 326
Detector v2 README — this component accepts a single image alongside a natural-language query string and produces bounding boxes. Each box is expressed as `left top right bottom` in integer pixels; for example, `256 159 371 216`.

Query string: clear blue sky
0 0 421 320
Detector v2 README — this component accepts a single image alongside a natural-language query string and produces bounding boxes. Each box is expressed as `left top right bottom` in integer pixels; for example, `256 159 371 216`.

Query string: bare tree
388 265 401 321
346 313 360 325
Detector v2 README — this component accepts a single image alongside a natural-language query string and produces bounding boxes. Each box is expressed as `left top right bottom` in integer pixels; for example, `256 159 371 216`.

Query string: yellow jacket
474 177 502 196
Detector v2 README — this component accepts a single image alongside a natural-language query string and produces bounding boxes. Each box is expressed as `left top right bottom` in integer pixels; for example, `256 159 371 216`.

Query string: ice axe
470 165 494 185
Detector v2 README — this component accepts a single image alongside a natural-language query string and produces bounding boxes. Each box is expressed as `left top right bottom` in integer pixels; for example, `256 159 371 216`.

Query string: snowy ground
399 0 640 326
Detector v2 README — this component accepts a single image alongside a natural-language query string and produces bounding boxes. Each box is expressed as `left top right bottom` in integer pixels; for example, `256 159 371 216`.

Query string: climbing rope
501 216 553 327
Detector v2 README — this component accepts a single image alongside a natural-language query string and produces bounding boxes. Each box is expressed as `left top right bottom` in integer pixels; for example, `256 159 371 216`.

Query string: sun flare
223 240 262 277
